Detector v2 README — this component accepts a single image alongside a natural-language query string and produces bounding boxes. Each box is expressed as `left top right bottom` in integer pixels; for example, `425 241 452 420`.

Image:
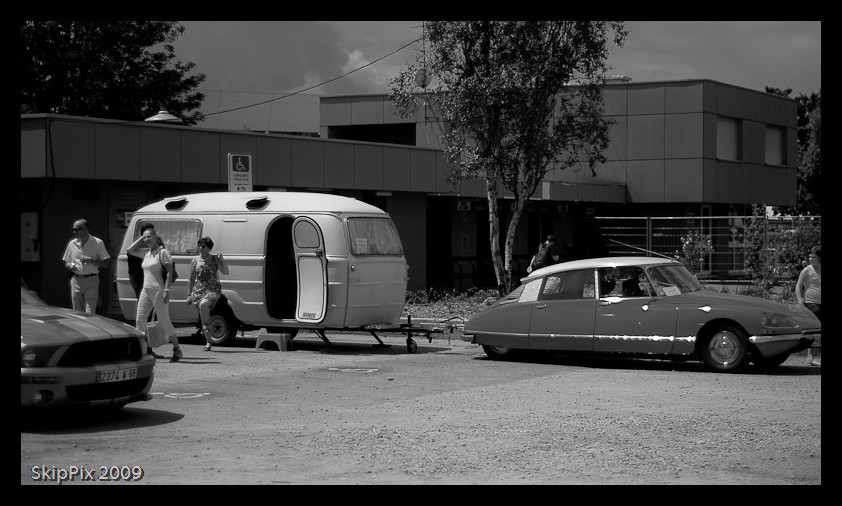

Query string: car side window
598 268 620 297
598 266 654 298
620 267 654 297
583 270 595 299
518 278 542 303
538 269 592 301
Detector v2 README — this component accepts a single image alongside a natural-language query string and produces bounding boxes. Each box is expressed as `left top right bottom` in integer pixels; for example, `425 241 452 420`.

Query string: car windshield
645 265 703 296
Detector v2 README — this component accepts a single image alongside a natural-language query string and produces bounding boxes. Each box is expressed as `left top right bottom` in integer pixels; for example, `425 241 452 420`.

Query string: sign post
228 153 253 192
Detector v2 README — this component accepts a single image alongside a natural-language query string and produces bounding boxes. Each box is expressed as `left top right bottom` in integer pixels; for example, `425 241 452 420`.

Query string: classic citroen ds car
462 257 820 372
21 281 155 409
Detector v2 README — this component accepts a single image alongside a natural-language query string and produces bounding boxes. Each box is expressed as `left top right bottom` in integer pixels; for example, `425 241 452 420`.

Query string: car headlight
21 346 59 367
761 312 798 329
21 349 38 367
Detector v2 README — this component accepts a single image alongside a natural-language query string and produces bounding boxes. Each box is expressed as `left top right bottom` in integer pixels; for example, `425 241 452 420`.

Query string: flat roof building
20 78 797 318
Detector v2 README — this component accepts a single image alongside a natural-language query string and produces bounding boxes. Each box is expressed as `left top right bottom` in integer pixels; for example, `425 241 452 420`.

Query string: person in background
127 224 182 362
795 246 821 367
62 219 110 314
187 236 229 351
527 234 560 273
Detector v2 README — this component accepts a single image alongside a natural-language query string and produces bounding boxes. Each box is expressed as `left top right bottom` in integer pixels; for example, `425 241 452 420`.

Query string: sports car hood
21 303 144 347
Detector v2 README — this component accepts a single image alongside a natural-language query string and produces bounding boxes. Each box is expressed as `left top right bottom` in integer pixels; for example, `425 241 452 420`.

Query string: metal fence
596 215 821 279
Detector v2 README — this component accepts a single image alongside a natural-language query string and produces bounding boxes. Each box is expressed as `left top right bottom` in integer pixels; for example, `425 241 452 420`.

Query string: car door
593 266 677 354
528 268 596 351
292 217 327 324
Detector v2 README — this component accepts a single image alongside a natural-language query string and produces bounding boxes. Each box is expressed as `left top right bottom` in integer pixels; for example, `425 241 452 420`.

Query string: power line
200 36 423 119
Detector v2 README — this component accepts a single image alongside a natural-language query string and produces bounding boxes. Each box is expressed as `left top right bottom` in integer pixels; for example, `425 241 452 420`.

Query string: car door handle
535 304 547 309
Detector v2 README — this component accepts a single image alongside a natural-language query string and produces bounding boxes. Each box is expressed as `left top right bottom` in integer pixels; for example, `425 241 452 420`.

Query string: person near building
61 219 111 314
795 246 822 366
127 224 182 362
187 236 229 351
527 234 560 273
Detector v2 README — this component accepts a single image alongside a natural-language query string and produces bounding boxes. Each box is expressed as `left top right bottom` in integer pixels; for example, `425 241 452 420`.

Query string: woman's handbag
146 309 169 348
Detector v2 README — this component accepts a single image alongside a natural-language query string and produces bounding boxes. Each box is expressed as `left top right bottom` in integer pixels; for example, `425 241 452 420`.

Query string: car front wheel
700 326 749 373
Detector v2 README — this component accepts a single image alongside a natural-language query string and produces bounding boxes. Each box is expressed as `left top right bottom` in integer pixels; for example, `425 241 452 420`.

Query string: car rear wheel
207 305 239 346
701 326 749 373
482 344 517 361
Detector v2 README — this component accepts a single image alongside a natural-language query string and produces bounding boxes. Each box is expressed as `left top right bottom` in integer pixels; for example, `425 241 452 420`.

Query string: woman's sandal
170 347 183 363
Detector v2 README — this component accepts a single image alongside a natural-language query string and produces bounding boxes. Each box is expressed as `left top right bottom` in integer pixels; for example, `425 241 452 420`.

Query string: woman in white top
795 246 821 366
127 224 182 362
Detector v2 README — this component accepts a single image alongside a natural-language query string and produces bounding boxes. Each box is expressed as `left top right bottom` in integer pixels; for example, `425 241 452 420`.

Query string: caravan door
292 217 327 323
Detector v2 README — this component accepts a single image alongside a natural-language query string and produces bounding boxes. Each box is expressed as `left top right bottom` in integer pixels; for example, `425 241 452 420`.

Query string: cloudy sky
171 21 821 131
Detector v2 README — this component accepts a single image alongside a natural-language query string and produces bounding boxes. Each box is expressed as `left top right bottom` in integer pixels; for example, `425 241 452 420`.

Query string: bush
707 280 797 304
743 204 821 285
404 287 501 320
675 230 713 273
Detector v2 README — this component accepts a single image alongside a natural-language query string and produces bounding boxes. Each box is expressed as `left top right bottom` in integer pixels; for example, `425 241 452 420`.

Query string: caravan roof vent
246 196 270 210
164 197 188 211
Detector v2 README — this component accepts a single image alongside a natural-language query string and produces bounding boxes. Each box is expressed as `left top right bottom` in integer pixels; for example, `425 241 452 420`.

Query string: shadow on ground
20 406 184 434
475 351 823 376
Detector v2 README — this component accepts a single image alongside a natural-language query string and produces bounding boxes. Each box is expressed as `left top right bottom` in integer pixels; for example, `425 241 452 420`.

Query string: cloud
176 20 819 129
608 21 820 95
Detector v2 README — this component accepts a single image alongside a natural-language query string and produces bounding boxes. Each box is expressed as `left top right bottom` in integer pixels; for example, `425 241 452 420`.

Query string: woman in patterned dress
187 236 229 351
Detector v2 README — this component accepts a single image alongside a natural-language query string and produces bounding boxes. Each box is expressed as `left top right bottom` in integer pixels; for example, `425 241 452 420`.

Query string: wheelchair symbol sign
228 153 252 192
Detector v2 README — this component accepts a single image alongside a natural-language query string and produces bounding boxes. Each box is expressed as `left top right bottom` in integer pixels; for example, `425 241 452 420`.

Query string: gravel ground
21 296 821 486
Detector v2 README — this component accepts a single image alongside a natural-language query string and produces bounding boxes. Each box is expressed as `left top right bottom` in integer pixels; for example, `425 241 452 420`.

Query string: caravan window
347 218 404 256
135 219 202 255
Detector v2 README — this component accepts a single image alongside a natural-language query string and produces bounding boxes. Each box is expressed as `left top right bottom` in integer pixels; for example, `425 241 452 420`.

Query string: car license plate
98 368 137 383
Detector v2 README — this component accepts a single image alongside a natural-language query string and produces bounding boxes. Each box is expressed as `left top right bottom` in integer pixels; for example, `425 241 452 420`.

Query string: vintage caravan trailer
116 192 409 347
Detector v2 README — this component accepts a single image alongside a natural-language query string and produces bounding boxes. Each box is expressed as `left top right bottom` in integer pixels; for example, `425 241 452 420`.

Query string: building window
765 125 785 165
716 116 741 161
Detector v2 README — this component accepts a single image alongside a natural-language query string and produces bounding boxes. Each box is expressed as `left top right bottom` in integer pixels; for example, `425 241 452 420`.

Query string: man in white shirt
62 219 111 313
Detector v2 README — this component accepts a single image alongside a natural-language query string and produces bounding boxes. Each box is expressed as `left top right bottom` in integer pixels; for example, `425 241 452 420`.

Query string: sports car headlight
21 349 37 367
21 346 59 367
761 312 797 328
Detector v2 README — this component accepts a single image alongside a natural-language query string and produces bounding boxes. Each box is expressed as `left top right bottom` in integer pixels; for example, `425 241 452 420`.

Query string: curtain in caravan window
347 218 404 256
137 219 202 255
716 116 739 161
765 125 784 165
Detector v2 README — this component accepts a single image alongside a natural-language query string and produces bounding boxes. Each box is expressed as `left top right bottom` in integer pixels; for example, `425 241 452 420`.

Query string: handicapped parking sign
228 153 253 192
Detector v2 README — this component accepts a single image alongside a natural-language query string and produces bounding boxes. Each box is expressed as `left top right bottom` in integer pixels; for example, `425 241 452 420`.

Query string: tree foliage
390 21 627 294
20 21 206 125
764 87 821 215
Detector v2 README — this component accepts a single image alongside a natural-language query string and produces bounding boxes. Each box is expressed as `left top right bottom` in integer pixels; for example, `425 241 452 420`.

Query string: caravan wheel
207 305 239 346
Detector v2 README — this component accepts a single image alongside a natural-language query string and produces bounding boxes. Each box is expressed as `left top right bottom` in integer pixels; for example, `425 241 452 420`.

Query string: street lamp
144 110 183 124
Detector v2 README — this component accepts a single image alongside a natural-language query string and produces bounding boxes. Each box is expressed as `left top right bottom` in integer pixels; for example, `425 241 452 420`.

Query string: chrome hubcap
708 331 740 365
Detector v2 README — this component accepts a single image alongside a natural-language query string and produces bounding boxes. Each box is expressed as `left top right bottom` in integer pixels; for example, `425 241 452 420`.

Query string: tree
390 21 627 294
764 87 821 215
20 21 206 125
